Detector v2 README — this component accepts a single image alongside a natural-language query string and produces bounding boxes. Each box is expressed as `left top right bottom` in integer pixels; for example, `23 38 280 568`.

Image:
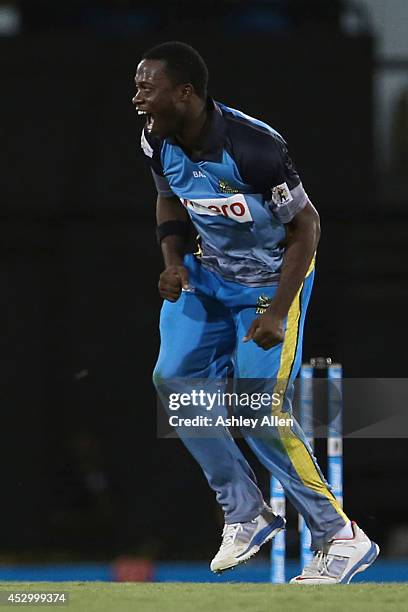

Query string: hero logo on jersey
181 194 253 223
271 182 293 206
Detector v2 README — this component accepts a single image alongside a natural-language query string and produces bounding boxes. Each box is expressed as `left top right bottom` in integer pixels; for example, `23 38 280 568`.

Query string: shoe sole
290 541 380 585
212 516 286 574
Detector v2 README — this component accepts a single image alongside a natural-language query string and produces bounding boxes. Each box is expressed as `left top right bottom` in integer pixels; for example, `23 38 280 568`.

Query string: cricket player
133 41 379 583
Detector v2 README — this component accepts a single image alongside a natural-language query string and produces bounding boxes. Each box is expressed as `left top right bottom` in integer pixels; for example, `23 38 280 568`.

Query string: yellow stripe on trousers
273 263 348 523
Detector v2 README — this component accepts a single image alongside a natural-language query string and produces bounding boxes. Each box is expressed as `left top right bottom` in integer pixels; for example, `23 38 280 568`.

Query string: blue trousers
153 254 347 550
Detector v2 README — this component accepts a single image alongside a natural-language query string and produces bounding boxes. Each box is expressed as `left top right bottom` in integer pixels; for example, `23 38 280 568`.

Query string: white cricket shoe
210 507 285 573
290 522 379 584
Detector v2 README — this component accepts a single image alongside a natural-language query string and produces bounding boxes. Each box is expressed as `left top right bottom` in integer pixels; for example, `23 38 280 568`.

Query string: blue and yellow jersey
141 99 309 287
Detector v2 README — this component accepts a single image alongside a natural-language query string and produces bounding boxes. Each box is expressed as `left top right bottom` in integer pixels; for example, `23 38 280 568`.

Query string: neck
176 99 208 152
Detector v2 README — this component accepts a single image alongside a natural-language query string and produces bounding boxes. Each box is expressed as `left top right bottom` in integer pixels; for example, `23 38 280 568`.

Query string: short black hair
142 41 208 100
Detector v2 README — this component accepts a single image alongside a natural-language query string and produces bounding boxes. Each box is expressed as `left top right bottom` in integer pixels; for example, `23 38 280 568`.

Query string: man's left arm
243 200 320 349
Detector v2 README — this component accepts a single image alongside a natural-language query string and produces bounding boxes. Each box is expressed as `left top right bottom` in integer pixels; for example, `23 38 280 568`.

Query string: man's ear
179 84 193 100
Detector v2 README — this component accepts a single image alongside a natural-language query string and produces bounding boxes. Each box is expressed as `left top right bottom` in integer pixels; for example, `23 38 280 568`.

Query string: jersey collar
167 97 227 163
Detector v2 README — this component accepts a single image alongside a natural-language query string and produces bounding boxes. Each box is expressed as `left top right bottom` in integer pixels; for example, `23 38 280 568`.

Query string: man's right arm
156 194 191 302
139 128 191 301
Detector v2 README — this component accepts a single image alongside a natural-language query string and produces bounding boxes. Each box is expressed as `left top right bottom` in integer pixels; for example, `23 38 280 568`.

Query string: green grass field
0 582 407 612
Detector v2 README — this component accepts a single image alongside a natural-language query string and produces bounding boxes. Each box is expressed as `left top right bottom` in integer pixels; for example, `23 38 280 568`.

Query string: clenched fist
243 311 285 350
158 265 190 302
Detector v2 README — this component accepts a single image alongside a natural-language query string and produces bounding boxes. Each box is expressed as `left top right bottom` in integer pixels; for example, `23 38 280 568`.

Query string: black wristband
156 220 190 244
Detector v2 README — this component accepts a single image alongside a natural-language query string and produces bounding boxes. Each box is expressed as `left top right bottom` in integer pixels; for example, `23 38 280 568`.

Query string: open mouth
147 113 154 132
137 110 155 132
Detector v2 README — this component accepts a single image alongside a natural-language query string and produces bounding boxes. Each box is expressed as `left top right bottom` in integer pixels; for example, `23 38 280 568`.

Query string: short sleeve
226 119 309 224
140 127 176 197
267 140 309 224
140 127 165 176
151 168 175 197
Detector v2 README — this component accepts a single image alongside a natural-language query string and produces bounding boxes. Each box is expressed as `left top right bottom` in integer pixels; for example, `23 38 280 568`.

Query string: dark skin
133 59 321 350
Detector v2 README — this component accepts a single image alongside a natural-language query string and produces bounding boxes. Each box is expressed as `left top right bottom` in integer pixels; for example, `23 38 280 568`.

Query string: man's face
133 59 186 138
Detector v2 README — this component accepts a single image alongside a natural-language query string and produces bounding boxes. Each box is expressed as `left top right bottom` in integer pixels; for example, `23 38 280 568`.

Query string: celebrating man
133 41 379 583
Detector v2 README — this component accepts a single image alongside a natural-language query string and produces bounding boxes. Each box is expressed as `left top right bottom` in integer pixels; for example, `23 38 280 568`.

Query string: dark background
1 1 407 562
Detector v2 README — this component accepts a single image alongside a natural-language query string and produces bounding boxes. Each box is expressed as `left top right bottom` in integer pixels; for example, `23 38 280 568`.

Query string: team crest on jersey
256 294 272 314
271 182 293 206
219 179 239 194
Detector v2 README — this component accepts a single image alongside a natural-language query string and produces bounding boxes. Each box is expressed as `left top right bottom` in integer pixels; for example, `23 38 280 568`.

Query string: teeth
137 110 147 115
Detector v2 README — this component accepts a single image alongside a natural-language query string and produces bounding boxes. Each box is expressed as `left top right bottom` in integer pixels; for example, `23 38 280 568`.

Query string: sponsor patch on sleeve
271 182 294 206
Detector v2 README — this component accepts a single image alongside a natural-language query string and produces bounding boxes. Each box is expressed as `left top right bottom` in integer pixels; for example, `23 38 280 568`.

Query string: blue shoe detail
236 515 285 559
340 541 379 584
